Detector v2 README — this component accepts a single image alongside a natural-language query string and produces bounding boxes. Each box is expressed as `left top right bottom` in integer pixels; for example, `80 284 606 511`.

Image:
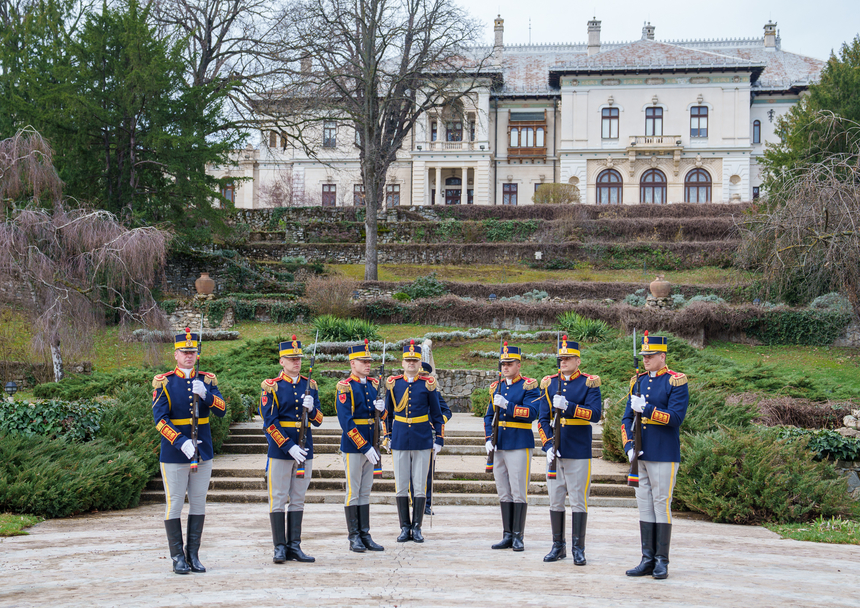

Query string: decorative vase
649 276 671 298
195 272 215 295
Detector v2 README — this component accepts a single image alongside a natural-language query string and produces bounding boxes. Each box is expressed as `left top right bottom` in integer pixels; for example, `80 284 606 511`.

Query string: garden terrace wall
1 361 92 389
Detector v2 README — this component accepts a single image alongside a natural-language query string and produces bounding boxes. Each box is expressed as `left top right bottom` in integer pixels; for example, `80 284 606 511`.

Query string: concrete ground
2 502 858 608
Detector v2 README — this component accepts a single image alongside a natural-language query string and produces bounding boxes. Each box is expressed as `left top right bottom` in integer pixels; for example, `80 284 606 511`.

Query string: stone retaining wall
834 460 860 500
1 361 92 389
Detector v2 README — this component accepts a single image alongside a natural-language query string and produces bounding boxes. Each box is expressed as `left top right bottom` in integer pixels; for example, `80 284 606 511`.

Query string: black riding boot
511 503 527 552
412 497 426 543
491 502 514 549
185 514 206 573
164 518 190 574
345 505 366 553
626 521 656 576
358 504 384 551
270 512 287 563
543 510 567 562
396 496 413 542
286 511 315 562
652 523 672 579
571 512 587 566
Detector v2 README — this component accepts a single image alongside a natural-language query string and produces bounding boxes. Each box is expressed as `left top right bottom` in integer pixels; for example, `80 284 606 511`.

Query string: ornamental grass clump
556 311 617 342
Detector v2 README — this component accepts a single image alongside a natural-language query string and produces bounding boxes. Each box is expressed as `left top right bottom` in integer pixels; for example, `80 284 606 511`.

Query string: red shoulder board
155 370 175 380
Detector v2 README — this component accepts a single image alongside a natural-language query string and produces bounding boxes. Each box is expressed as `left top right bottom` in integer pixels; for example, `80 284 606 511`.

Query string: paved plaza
2 501 858 607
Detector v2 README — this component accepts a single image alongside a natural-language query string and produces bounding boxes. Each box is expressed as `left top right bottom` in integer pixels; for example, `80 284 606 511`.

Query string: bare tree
736 114 860 315
267 0 491 280
0 129 170 381
0 126 62 215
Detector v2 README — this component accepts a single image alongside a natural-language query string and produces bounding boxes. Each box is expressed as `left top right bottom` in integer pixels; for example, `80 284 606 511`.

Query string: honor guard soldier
336 340 386 553
260 336 323 564
484 344 540 552
152 329 227 574
537 336 602 565
384 341 445 542
410 361 452 516
622 334 689 580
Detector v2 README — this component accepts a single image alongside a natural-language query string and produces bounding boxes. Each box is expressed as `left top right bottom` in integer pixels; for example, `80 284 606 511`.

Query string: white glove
485 440 495 455
546 449 555 466
433 443 443 456
552 395 568 410
180 439 196 460
364 447 380 465
373 398 385 412
627 449 644 462
493 394 508 409
191 379 207 399
631 394 647 413
302 395 315 411
288 444 308 463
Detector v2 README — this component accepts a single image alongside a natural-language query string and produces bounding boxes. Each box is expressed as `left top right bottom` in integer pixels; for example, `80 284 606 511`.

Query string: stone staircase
141 418 637 507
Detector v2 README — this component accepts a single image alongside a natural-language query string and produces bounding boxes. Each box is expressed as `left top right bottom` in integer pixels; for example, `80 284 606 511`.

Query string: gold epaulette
584 373 601 389
309 378 318 390
523 377 538 390
336 379 352 394
261 378 277 393
419 374 437 391
200 371 218 386
369 377 379 389
540 375 555 390
489 380 498 395
386 375 400 390
668 371 687 387
152 371 173 389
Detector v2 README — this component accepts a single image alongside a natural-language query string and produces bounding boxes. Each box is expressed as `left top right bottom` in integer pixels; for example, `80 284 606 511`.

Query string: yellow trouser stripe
498 421 532 430
351 419 375 425
667 462 676 524
394 414 429 424
278 421 301 428
560 418 590 426
584 458 592 511
169 417 209 425
345 453 353 504
525 448 532 499
160 463 171 520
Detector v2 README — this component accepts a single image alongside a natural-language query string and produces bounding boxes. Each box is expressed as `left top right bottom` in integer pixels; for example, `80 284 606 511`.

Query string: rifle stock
547 331 562 480
296 330 319 479
486 338 505 473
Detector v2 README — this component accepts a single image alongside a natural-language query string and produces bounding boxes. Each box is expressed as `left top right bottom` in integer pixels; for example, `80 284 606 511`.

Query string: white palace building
212 17 825 208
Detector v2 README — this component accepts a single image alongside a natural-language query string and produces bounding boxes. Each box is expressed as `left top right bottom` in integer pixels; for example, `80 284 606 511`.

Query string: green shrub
160 300 179 315
269 301 310 323
313 315 380 342
401 272 448 300
0 399 103 442
34 368 153 400
392 292 412 302
624 289 647 307
777 427 860 462
281 255 307 265
746 309 852 346
810 292 853 313
556 311 616 342
687 294 726 305
674 426 859 524
470 387 489 417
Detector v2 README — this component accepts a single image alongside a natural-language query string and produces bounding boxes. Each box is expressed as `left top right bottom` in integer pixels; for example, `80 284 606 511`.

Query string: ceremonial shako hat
175 328 199 352
279 335 303 358
640 331 668 355
402 339 422 360
558 335 580 357
348 339 373 361
421 362 433 373
499 342 521 362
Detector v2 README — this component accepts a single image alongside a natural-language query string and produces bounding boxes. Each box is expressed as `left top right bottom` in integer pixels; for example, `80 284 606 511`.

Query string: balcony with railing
628 135 683 150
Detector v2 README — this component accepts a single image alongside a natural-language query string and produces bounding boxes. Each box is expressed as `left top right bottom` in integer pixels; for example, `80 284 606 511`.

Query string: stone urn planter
195 272 215 295
649 275 671 298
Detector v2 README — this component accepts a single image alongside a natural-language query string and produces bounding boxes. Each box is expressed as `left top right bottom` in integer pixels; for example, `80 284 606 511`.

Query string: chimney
763 20 777 51
642 22 655 41
493 15 504 65
587 18 601 56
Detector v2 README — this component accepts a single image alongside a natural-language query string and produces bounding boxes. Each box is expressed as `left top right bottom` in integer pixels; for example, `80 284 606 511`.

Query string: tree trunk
364 180 379 280
50 335 64 383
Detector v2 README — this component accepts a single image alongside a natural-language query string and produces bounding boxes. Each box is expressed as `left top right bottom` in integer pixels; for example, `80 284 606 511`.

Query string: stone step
220 443 602 458
207 468 628 484
139 490 637 508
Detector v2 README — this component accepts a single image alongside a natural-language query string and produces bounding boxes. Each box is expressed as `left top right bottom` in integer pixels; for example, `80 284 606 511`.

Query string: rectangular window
469 120 476 141
753 120 761 144
430 121 438 142
221 183 234 204
353 184 365 206
386 184 400 206
502 183 517 206
645 107 663 137
446 121 462 142
269 131 277 148
467 188 474 205
322 184 336 207
323 121 337 148
753 186 760 200
691 107 708 138
602 108 619 139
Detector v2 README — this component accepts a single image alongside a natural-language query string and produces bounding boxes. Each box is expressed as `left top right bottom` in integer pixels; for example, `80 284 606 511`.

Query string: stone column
435 165 443 206
462 166 469 204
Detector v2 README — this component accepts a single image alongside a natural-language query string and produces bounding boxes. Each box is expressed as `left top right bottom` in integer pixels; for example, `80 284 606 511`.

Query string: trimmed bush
777 427 860 462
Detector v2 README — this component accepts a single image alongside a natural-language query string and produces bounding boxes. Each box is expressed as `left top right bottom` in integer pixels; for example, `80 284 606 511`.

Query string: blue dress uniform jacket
336 374 386 454
621 367 689 462
537 371 602 459
152 369 227 464
260 372 323 460
483 376 541 450
384 374 444 451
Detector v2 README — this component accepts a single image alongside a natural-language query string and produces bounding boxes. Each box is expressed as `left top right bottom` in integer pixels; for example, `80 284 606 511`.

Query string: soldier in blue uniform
537 336 602 565
622 334 689 580
384 341 444 542
260 335 323 564
336 340 386 553
484 344 540 551
409 361 452 516
152 329 227 574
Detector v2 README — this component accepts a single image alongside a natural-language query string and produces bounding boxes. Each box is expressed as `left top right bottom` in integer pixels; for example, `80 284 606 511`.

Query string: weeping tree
0 128 170 381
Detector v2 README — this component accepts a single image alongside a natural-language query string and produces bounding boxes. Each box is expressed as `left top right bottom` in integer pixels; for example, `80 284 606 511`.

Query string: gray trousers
161 459 213 520
343 452 374 506
548 458 591 513
393 449 432 498
493 448 531 504
268 457 313 513
636 461 679 524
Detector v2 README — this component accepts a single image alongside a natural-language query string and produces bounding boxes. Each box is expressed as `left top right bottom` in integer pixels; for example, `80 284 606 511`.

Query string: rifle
190 311 205 473
486 338 505 473
372 340 386 478
296 330 319 479
547 331 562 480
627 329 643 487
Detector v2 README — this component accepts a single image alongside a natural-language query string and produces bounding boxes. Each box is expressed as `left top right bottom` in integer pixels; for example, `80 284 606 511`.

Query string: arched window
685 169 712 203
752 120 761 144
597 169 623 205
509 128 518 147
640 169 667 204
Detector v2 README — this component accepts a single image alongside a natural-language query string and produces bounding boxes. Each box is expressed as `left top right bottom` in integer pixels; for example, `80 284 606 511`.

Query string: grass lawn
329 263 755 286
764 517 860 545
0 513 43 536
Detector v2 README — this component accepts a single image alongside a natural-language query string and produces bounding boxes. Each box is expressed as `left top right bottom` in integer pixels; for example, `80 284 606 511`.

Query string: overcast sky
465 0 858 61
